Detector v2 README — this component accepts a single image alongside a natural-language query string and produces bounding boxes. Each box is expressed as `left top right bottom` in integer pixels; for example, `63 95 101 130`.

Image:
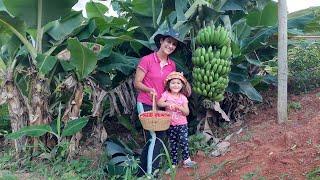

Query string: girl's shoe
183 159 197 168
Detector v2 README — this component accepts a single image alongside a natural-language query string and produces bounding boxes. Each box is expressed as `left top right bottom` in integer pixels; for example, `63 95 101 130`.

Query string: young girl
157 71 197 168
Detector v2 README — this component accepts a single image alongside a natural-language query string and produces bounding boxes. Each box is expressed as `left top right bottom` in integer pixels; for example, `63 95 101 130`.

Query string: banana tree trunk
2 70 28 155
29 75 51 152
62 82 84 159
87 79 108 143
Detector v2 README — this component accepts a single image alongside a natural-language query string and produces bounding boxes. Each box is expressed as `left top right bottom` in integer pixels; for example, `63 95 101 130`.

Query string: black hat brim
154 33 184 49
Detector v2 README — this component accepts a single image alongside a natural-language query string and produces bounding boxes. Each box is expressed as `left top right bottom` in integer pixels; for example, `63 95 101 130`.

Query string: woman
134 28 183 176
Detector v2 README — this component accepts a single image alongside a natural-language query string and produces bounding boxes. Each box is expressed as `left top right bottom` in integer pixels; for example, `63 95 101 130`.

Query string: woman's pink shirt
137 52 176 105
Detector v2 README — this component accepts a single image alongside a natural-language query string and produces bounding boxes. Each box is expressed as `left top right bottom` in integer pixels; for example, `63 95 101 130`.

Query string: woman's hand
149 88 157 98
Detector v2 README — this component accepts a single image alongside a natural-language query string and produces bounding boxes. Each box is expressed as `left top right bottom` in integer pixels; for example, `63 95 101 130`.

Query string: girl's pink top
137 52 176 105
161 91 188 126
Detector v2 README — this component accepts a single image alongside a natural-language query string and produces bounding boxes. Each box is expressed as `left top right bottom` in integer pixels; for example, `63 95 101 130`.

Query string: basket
139 94 171 131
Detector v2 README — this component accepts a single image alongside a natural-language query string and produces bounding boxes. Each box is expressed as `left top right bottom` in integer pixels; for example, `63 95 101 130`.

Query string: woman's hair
164 78 188 96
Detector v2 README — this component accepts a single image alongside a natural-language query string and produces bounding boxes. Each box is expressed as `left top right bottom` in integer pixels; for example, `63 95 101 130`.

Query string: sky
73 0 117 17
279 0 320 12
73 0 320 16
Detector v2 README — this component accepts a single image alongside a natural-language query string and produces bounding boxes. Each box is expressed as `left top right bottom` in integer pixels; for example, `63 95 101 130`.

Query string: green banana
203 76 208 83
212 64 218 72
200 32 205 45
205 84 210 91
213 93 224 102
214 51 220 58
209 76 213 83
212 26 220 44
216 65 223 74
204 53 210 62
220 46 227 58
209 52 214 60
225 46 232 59
201 47 206 56
218 29 228 46
195 48 201 57
206 70 210 76
204 31 210 45
221 66 227 75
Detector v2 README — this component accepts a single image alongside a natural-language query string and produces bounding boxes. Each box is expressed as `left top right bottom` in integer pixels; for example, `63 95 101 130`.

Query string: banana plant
0 0 87 154
5 103 89 159
54 38 98 158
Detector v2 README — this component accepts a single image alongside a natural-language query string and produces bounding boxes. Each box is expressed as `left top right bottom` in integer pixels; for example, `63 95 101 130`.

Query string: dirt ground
174 88 320 179
1 88 319 179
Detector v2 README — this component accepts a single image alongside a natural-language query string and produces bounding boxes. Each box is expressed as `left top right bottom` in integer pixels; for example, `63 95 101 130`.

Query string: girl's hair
164 78 189 96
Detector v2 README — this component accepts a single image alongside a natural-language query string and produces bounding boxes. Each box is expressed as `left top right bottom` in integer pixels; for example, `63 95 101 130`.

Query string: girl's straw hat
165 71 188 85
164 71 191 97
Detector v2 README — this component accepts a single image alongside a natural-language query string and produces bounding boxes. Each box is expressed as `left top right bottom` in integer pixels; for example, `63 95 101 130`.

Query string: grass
306 167 320 180
1 134 175 180
0 170 17 180
0 147 107 180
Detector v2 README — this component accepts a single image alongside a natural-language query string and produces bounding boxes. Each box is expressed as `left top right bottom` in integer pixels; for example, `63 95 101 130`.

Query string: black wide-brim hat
154 28 185 49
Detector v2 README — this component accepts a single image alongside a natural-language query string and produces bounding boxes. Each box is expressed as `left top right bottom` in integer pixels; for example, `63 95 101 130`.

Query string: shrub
288 101 302 111
288 43 320 94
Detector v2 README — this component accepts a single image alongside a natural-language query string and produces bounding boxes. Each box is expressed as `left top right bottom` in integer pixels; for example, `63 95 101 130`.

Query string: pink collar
154 52 172 65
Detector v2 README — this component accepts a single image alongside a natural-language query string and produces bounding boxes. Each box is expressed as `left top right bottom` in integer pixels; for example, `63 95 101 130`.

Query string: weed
288 101 302 111
193 160 228 179
188 133 219 157
242 171 258 180
316 93 320 98
279 173 290 180
306 166 320 179
240 130 252 142
242 168 266 180
210 161 227 175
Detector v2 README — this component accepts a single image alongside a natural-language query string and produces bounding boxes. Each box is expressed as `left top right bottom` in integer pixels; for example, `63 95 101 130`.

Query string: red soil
174 88 320 179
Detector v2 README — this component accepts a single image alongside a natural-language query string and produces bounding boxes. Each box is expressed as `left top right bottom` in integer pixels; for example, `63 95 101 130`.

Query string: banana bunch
196 25 230 47
192 45 232 66
192 25 232 102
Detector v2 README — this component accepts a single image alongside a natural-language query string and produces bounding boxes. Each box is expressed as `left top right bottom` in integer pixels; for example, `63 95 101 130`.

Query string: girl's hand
168 104 174 110
168 104 180 111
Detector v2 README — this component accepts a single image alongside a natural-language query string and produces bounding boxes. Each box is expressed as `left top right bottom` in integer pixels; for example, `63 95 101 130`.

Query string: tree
277 0 288 123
